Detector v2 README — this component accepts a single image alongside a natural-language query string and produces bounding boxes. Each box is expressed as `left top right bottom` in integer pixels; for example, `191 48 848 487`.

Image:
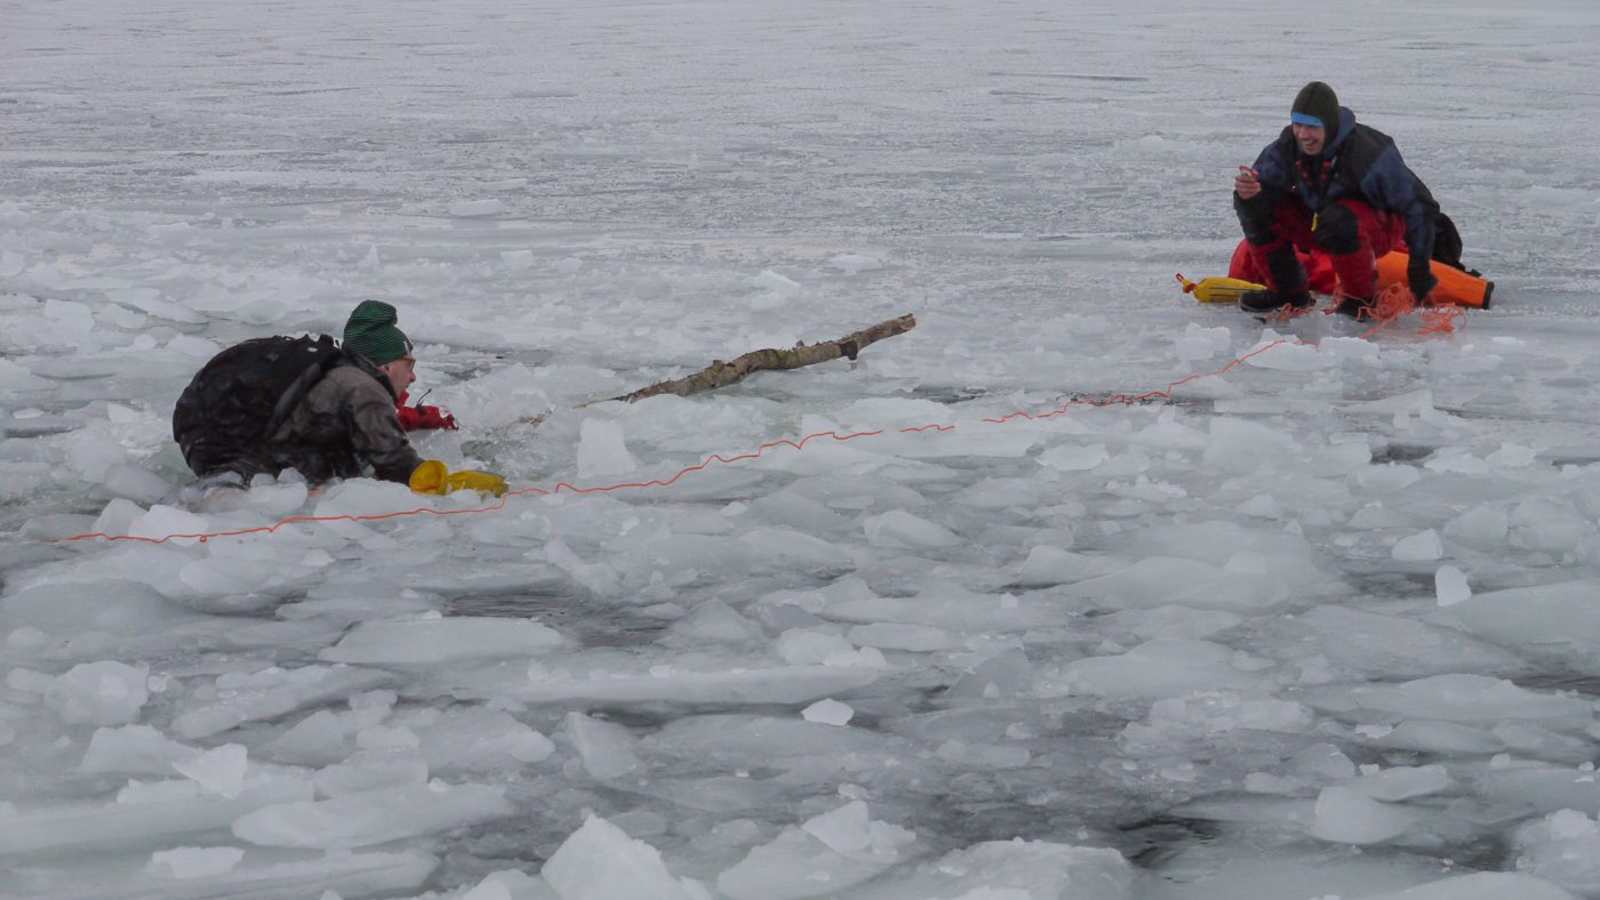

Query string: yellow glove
409 460 508 497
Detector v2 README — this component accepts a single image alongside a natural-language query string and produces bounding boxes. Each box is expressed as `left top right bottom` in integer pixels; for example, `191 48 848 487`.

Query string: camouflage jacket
266 358 422 485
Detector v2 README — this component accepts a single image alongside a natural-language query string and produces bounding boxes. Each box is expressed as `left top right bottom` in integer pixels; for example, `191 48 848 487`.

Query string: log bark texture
607 313 916 403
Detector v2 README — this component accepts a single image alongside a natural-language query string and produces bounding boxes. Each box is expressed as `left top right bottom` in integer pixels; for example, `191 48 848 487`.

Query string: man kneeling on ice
172 300 506 496
1232 81 1450 318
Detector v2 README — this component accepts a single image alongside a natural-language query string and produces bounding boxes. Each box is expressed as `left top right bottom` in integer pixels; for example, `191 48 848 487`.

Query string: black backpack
172 334 347 478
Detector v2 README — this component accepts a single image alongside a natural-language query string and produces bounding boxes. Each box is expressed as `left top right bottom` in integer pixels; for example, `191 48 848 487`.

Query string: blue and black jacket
1244 106 1439 264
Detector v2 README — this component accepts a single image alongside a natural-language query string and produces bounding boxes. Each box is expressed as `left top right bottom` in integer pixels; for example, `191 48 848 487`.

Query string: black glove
1407 259 1438 304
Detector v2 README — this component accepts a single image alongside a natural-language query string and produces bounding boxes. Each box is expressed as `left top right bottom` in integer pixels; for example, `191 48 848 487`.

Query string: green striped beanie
342 300 413 365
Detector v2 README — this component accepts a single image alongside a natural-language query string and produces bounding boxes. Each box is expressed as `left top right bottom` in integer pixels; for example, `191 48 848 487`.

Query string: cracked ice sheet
436 650 883 707
6 0 1600 896
5 848 436 900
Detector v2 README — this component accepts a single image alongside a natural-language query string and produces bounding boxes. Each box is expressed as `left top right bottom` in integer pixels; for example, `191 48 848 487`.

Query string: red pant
1233 199 1404 298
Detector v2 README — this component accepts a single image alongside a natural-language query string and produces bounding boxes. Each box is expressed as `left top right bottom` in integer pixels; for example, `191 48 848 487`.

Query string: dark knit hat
1291 81 1340 132
342 300 413 365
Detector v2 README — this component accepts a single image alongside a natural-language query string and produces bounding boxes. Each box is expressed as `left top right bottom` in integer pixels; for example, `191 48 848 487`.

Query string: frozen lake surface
4 0 1600 897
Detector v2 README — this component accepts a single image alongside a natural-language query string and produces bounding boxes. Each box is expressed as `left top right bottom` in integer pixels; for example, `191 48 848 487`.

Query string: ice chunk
1103 605 1244 641
2 579 185 637
1479 766 1600 817
1516 809 1600 896
641 714 896 769
1320 335 1383 363
1137 692 1313 738
846 622 952 652
1359 872 1577 900
576 417 637 478
309 477 432 522
320 616 565 665
407 706 555 772
1297 606 1519 677
776 628 856 665
0 771 313 855
935 739 1030 769
1289 743 1357 781
461 870 556 900
1305 674 1591 724
1369 720 1502 755
801 800 875 854
450 198 507 217
128 504 212 542
752 269 801 309
1494 722 1596 763
146 845 244 879
1052 639 1262 699
232 781 513 849
565 713 642 780
173 665 394 740
1444 581 1600 668
717 802 914 900
1489 442 1538 467
1243 337 1327 371
668 600 765 644
1055 555 1288 612
1354 463 1421 493
1014 546 1106 588
48 660 150 725
173 743 248 798
15 848 436 899
545 538 625 598
542 815 700 900
1356 765 1452 802
740 526 856 572
267 709 365 767
1203 417 1299 473
843 839 1132 900
1038 442 1108 472
0 358 51 391
828 253 881 274
176 555 306 601
1175 323 1231 361
102 463 172 505
1511 498 1591 553
314 748 430 797
946 648 1035 700
500 249 535 271
464 656 882 706
801 698 854 726
81 724 201 775
1435 565 1472 606
1391 529 1443 561
1309 785 1421 844
809 578 1056 632
1444 504 1509 549
861 510 960 549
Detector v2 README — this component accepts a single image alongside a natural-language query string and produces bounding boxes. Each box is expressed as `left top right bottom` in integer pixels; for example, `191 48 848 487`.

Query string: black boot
1240 288 1314 313
1239 244 1312 313
1334 294 1376 318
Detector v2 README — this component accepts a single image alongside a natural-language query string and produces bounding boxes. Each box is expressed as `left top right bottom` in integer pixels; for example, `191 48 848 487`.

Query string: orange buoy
1376 251 1493 309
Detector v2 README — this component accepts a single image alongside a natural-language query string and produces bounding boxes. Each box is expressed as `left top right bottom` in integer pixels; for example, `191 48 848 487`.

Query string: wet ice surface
4 0 1600 897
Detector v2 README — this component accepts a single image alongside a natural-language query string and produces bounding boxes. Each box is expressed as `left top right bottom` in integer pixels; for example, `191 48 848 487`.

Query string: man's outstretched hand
1234 165 1262 200
407 404 458 430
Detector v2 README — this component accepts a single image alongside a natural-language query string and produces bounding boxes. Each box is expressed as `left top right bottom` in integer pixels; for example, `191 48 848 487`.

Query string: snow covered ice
4 0 1600 898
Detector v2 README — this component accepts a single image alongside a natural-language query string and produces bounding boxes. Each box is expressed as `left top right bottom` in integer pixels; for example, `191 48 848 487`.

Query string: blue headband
1291 112 1325 128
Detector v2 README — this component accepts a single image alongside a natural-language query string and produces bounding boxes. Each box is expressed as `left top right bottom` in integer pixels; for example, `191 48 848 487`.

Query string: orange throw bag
1376 252 1493 309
